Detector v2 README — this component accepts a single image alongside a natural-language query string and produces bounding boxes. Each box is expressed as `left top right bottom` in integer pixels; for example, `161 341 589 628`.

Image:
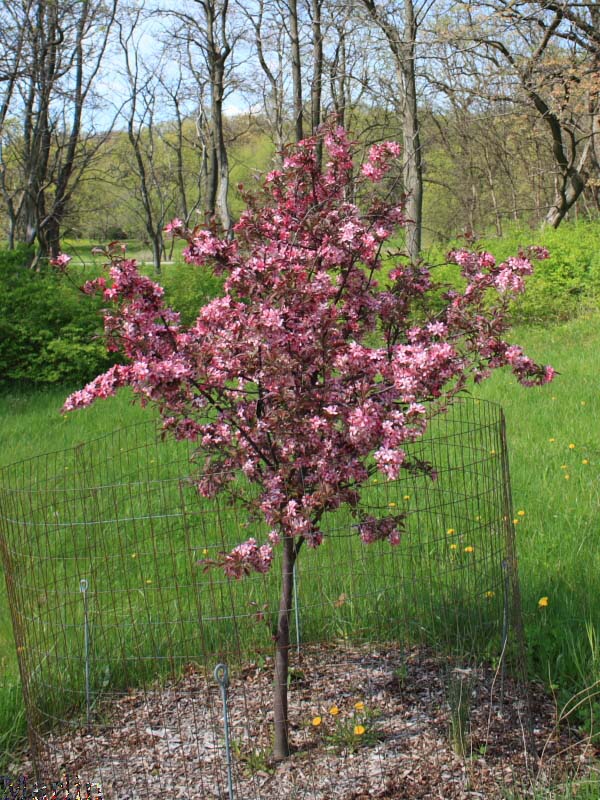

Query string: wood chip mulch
14 643 597 800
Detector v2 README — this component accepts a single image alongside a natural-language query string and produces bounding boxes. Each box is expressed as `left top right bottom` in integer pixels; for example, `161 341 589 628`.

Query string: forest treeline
0 0 599 269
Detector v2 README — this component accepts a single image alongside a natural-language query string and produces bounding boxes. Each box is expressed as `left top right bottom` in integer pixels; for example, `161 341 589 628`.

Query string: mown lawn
0 315 599 796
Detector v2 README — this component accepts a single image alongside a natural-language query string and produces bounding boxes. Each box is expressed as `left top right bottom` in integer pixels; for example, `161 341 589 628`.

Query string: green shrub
0 247 114 386
159 260 224 326
424 220 600 325
0 247 224 386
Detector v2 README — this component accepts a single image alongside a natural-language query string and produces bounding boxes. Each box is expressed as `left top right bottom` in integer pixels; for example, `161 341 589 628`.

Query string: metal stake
79 579 91 729
214 663 234 800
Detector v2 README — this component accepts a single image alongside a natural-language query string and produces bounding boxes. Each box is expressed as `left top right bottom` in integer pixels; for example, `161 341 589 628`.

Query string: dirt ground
14 643 597 799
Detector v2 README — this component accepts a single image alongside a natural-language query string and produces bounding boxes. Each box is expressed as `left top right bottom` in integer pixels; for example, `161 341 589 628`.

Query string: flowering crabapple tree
57 126 553 760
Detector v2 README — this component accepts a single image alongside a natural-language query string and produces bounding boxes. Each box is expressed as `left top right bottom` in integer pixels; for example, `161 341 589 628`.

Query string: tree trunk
399 0 422 263
290 0 303 143
152 233 162 274
361 0 423 263
545 171 587 227
7 221 15 250
214 77 232 236
273 534 296 760
311 0 323 165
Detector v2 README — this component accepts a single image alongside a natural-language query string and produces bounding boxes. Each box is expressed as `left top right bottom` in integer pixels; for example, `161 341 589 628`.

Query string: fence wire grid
0 397 530 799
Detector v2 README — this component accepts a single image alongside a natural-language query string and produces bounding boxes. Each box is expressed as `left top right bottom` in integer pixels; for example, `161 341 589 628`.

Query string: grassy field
1 315 600 796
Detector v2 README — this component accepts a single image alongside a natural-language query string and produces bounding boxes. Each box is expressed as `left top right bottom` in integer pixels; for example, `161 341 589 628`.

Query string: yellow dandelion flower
489 449 496 455
512 519 519 525
517 510 525 517
312 716 322 727
447 528 456 536
329 706 340 716
354 725 366 736
372 478 378 484
560 464 567 470
548 437 556 443
202 548 209 556
388 502 396 508
564 474 570 480
131 553 138 559
582 459 589 465
551 396 556 401
474 515 481 522
403 495 411 501
354 701 365 712
485 591 495 599
581 401 586 406
145 579 152 584
569 443 576 450
538 596 549 608
450 543 458 551
464 546 474 553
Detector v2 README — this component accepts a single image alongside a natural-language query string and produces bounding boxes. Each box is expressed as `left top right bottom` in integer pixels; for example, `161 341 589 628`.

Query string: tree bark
273 533 296 760
290 0 303 142
545 170 588 227
311 0 323 165
204 0 232 235
398 0 422 262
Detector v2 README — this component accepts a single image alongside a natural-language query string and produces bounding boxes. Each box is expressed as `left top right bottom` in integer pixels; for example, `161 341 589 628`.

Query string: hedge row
1 220 598 386
0 248 222 387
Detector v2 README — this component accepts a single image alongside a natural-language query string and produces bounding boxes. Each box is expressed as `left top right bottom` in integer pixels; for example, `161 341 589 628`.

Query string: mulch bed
13 643 597 799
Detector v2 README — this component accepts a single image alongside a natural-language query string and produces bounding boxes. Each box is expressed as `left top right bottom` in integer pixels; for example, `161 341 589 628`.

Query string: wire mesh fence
0 398 529 799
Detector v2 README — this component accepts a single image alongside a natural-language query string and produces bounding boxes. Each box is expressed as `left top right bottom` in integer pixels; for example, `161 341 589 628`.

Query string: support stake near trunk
80 579 91 730
214 663 235 800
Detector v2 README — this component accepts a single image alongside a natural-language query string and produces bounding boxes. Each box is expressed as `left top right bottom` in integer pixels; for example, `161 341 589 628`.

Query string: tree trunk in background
545 172 588 228
204 0 232 235
399 0 423 262
311 0 323 165
361 0 423 263
213 63 232 235
16 0 117 267
290 0 303 142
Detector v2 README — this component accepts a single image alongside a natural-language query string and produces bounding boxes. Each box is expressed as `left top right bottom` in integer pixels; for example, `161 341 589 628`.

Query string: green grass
0 388 513 765
61 238 188 267
1 315 600 794
474 316 600 723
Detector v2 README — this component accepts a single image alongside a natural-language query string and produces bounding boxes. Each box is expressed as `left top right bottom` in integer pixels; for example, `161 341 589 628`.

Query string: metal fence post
214 663 235 800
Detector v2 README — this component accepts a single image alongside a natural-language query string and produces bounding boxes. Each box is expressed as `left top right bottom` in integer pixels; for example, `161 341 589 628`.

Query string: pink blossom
164 218 184 235
374 447 405 480
64 123 553 580
50 253 72 269
221 538 273 579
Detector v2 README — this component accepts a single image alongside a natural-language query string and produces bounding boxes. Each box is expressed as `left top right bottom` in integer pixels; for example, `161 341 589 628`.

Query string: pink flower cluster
50 253 72 270
64 124 553 577
361 141 402 182
221 538 273 579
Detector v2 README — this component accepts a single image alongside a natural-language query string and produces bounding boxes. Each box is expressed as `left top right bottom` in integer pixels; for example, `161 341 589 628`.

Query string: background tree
452 0 600 228
118 14 176 273
359 0 425 262
167 0 238 236
0 0 31 250
6 0 118 265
